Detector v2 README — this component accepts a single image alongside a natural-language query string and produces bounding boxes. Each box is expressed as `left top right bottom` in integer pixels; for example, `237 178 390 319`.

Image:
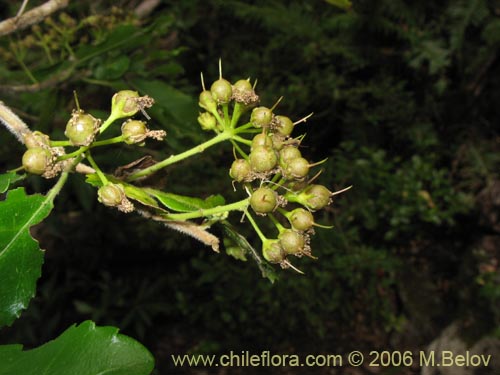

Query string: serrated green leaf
0 320 154 375
220 221 278 283
0 172 25 193
144 188 225 212
0 188 53 327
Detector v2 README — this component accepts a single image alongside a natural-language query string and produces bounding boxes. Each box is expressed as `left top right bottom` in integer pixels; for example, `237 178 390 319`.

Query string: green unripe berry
199 90 217 113
279 146 302 166
302 184 332 210
121 120 148 144
271 133 286 151
232 79 259 107
65 112 98 146
279 229 306 256
288 208 314 231
262 240 285 263
111 90 140 118
233 79 253 93
285 157 309 179
249 146 278 173
210 78 232 104
22 147 52 175
197 112 217 131
229 159 251 182
98 184 125 208
24 131 50 149
250 107 273 128
274 115 294 136
250 187 278 214
251 133 273 150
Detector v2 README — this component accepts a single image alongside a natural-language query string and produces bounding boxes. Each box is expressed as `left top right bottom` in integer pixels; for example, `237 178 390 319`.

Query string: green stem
92 135 125 147
234 122 253 132
268 213 285 232
222 104 230 128
99 112 120 134
57 146 88 161
50 140 73 147
233 135 252 146
230 103 243 128
86 152 108 184
126 130 233 182
46 155 83 202
244 210 268 243
163 197 250 221
231 140 249 160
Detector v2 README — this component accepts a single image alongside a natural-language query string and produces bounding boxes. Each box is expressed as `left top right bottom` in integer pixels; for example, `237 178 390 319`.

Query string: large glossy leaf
0 320 154 375
0 188 53 327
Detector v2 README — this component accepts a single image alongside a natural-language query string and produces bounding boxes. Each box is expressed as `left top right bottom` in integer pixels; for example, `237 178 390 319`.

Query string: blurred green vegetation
0 0 499 373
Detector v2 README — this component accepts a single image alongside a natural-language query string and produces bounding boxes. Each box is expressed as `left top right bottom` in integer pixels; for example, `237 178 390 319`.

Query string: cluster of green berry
197 67 346 272
20 90 164 212
15 61 346 273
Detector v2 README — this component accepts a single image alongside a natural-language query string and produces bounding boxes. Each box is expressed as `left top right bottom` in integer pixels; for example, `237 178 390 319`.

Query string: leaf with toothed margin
0 320 155 375
0 187 53 328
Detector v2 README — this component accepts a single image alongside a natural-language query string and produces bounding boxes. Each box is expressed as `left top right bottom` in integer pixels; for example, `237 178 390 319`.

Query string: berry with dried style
262 240 285 264
284 157 310 179
250 106 273 128
111 90 140 117
274 115 294 136
250 187 278 214
22 147 52 175
210 78 232 104
279 146 302 167
300 184 332 210
288 208 315 231
121 120 148 144
279 229 306 256
65 111 99 146
24 131 50 149
229 159 251 182
232 79 259 107
251 133 273 150
249 146 278 173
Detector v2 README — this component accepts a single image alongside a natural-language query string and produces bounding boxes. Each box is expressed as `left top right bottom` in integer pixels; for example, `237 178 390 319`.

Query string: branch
0 0 69 37
0 100 31 143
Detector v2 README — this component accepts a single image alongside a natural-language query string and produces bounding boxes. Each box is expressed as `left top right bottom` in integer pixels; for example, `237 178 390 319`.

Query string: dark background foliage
0 1 499 374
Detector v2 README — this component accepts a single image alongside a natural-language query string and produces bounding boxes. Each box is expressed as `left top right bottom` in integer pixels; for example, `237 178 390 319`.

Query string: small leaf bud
197 112 217 131
199 90 218 113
